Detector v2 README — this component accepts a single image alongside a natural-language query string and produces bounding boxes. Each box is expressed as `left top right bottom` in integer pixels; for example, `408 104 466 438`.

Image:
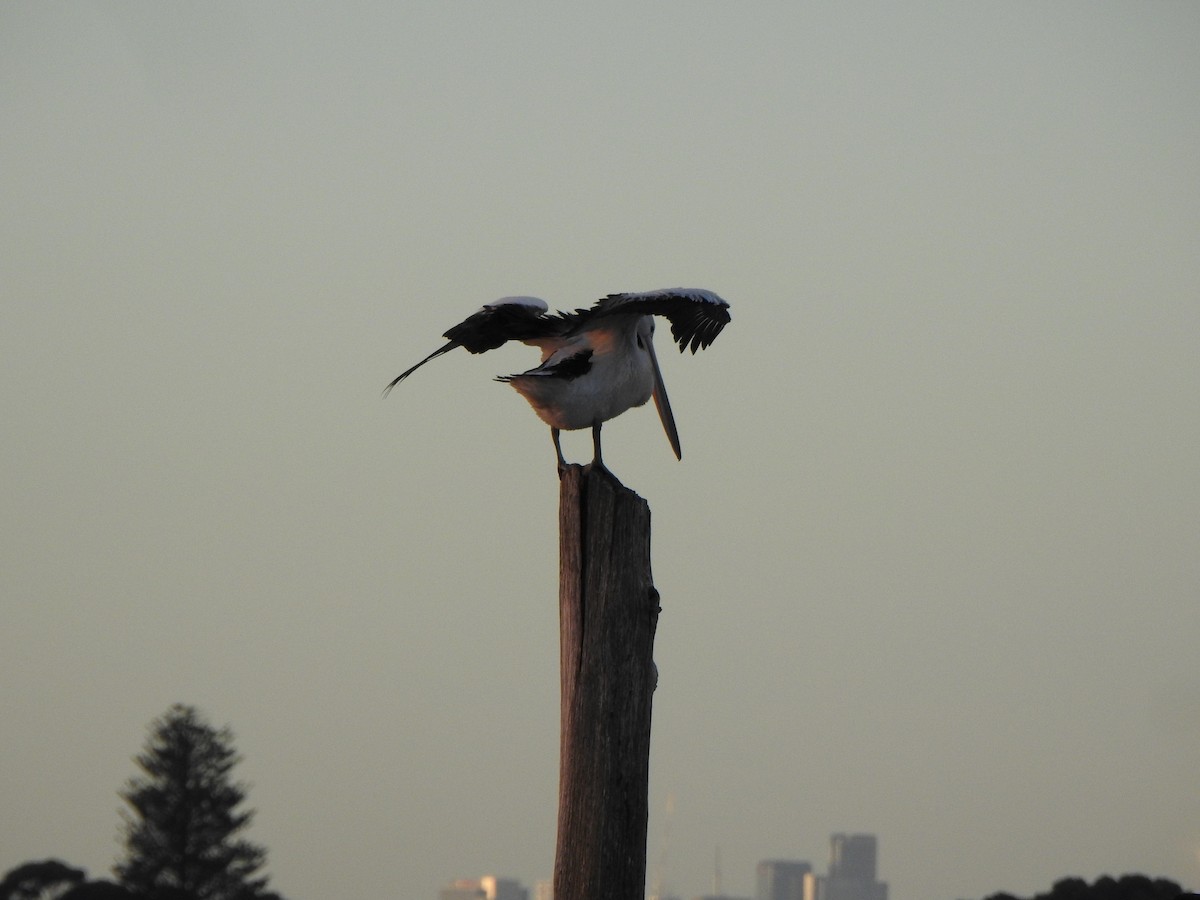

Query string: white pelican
385 288 731 468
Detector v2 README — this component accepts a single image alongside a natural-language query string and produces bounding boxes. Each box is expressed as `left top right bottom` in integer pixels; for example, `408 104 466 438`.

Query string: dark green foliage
59 884 135 900
982 875 1185 900
114 704 277 900
0 860 86 900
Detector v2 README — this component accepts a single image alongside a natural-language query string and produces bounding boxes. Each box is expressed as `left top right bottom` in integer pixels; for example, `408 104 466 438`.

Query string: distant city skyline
439 875 530 900
453 831 887 900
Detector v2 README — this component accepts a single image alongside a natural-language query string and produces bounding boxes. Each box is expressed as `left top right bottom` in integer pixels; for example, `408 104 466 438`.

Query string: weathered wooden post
554 463 661 900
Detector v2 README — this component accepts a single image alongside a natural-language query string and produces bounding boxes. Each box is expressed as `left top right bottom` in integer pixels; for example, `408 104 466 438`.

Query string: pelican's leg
591 422 605 470
552 427 567 472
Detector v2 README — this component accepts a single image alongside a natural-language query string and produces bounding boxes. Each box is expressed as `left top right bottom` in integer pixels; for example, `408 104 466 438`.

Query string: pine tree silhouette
115 705 280 900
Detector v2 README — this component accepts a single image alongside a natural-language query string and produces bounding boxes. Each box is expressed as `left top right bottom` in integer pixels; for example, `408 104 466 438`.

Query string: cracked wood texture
554 464 660 900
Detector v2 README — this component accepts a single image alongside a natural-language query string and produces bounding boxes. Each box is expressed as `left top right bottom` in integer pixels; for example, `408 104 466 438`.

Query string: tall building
480 876 528 900
439 881 484 900
757 860 812 900
803 835 886 900
828 835 877 882
438 877 528 900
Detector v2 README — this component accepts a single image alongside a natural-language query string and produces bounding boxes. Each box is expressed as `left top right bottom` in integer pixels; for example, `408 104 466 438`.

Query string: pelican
385 288 731 468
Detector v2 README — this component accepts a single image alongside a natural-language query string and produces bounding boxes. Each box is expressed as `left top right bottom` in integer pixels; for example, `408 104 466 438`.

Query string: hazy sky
2 4 1198 900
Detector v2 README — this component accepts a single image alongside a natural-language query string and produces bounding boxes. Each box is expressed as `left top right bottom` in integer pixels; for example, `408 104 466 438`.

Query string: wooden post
554 464 660 900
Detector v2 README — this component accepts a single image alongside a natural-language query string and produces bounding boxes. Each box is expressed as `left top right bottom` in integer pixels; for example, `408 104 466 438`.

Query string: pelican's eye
637 319 654 350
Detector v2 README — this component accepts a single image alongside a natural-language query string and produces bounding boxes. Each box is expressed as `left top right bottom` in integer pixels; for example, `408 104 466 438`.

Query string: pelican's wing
385 296 566 395
443 296 562 353
496 347 594 383
588 288 731 353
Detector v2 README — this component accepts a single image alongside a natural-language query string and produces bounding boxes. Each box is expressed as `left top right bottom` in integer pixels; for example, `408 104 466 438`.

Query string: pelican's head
634 315 655 349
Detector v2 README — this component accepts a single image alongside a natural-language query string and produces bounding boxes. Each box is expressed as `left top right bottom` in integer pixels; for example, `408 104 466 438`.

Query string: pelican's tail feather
382 340 459 396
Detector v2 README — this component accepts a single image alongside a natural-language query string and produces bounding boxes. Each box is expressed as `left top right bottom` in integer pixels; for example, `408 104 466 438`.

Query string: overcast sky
2 4 1198 900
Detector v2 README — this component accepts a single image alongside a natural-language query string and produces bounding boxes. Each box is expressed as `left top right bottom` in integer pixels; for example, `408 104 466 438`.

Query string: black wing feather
588 288 731 353
445 301 567 353
496 348 593 383
384 298 568 395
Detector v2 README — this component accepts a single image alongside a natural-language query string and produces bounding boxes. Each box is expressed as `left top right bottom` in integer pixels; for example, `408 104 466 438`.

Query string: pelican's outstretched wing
384 296 568 395
586 288 731 353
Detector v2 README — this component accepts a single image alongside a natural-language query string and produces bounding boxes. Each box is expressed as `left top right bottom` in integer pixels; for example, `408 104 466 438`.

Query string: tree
59 884 134 900
0 861 86 900
114 704 278 900
982 875 1185 900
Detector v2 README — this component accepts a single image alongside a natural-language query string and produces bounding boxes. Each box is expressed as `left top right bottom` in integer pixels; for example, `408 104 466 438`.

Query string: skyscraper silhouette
804 834 886 900
757 860 812 900
829 834 877 881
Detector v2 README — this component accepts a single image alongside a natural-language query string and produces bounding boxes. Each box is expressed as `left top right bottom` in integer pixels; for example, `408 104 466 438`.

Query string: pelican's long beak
649 341 682 459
